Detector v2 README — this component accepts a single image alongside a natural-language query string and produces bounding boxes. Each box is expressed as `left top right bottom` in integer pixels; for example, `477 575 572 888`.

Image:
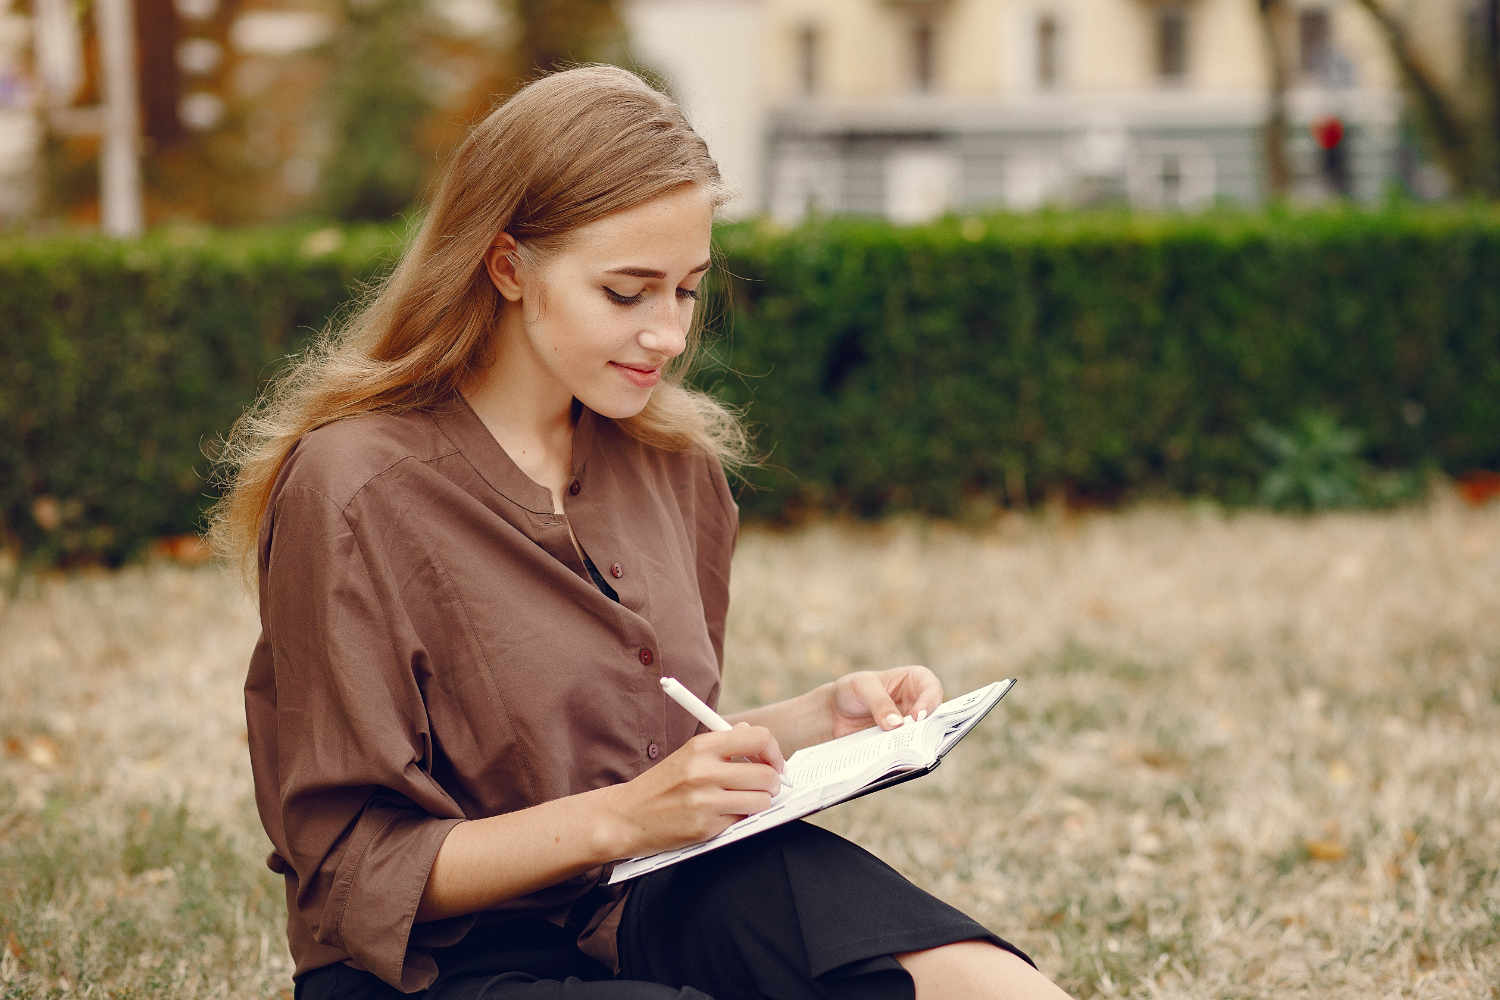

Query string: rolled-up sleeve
262 484 470 991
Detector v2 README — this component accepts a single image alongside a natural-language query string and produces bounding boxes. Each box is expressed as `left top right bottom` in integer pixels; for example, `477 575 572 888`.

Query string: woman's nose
639 301 687 359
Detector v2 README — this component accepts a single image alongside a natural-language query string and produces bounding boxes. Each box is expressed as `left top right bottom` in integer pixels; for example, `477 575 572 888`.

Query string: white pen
659 676 792 787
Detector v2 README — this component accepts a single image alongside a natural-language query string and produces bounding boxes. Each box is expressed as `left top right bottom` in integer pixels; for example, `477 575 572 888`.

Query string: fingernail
917 709 928 722
884 713 902 728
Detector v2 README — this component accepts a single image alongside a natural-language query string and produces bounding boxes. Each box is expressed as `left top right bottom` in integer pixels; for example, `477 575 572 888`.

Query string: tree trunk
1256 0 1293 198
1482 0 1500 193
1351 0 1478 193
514 0 623 77
134 0 183 150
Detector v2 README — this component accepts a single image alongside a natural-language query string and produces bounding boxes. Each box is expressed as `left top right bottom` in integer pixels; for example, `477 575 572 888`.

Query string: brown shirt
244 397 737 992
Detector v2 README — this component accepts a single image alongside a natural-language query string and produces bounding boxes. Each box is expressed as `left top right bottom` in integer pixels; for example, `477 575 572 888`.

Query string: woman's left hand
828 666 943 738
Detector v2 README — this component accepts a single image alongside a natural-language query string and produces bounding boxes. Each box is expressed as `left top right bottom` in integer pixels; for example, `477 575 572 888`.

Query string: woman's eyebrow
605 260 713 279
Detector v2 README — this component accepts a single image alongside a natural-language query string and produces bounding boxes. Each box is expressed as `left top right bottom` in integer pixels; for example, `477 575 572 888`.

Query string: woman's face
494 183 715 421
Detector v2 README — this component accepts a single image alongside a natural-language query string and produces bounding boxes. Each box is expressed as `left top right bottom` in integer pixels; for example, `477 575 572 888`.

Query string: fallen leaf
31 496 62 531
1306 839 1347 862
1141 749 1179 770
27 735 59 768
149 535 213 564
1456 470 1500 507
3 737 23 758
1328 761 1353 785
135 868 174 886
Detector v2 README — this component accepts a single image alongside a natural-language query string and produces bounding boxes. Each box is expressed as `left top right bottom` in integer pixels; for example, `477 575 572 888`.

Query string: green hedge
2 209 1498 565
0 227 402 566
707 209 1500 517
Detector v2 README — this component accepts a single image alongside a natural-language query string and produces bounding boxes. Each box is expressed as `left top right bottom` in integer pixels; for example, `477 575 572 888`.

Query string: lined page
785 721 922 785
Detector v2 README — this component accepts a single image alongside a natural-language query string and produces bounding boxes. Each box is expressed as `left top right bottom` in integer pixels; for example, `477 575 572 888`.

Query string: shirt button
639 647 653 666
568 480 581 496
610 562 623 579
647 743 660 759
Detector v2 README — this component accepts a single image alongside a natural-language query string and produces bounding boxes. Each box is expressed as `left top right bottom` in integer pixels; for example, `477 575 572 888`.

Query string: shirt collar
434 392 602 516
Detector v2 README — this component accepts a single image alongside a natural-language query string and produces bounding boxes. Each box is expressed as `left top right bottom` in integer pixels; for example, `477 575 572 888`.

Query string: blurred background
0 0 1493 231
2 0 1500 568
2 6 1500 1000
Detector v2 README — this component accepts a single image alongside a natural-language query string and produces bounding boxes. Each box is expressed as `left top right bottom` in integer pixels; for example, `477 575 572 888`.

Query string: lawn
2 496 1497 999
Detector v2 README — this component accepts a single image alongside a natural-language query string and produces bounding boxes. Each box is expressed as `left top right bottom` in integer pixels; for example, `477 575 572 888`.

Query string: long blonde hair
208 66 752 571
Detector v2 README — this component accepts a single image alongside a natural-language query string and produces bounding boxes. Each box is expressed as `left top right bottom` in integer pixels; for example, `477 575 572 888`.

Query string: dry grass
2 494 1498 999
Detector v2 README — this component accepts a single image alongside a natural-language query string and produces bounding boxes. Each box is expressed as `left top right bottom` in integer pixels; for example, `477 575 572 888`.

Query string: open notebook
609 678 1016 883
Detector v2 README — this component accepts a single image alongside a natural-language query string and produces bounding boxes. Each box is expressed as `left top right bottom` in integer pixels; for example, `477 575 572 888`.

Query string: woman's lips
610 362 662 389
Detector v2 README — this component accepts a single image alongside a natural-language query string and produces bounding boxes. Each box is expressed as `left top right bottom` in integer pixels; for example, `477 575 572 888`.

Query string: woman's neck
464 318 578 512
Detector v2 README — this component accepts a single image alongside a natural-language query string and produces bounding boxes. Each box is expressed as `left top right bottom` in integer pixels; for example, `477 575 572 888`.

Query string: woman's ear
484 232 525 302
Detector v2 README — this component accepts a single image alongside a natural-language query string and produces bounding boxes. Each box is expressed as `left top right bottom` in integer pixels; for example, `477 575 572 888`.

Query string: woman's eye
604 286 700 305
604 287 645 306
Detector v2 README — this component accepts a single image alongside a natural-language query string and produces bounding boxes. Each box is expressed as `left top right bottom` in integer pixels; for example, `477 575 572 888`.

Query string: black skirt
296 822 1032 1000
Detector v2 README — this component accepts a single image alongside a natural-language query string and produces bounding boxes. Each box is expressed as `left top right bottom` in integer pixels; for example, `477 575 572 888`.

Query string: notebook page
609 680 1015 884
609 767 869 881
612 724 932 882
934 681 1011 756
932 682 1003 721
784 720 925 786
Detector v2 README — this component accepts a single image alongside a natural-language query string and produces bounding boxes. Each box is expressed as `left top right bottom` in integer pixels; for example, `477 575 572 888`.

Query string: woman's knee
896 942 1070 1000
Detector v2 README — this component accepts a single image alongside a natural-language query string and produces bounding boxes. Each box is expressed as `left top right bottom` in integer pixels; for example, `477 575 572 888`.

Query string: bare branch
1350 0 1477 191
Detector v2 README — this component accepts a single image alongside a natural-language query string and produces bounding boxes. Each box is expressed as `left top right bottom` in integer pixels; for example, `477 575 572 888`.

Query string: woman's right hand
600 724 786 860
419 725 785 922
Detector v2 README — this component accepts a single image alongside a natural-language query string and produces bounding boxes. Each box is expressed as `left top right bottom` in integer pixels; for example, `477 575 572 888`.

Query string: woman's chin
581 388 654 422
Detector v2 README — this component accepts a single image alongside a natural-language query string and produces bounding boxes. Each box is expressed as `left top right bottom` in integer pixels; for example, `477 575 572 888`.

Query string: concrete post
94 0 144 236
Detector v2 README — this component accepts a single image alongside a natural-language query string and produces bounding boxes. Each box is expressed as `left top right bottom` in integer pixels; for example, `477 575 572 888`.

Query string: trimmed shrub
2 208 1498 565
0 226 403 566
705 208 1500 517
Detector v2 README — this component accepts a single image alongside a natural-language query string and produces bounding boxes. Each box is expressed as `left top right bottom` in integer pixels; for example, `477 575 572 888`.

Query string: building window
798 25 820 94
1037 14 1060 89
1157 7 1188 81
912 19 935 92
1298 8 1332 78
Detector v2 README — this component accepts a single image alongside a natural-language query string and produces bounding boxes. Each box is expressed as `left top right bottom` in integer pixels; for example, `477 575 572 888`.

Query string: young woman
215 66 1069 1000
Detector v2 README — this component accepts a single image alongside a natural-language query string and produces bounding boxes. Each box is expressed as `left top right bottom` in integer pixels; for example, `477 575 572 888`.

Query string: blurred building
632 0 1472 221
0 0 345 225
0 0 1478 226
627 0 767 217
0 3 42 219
